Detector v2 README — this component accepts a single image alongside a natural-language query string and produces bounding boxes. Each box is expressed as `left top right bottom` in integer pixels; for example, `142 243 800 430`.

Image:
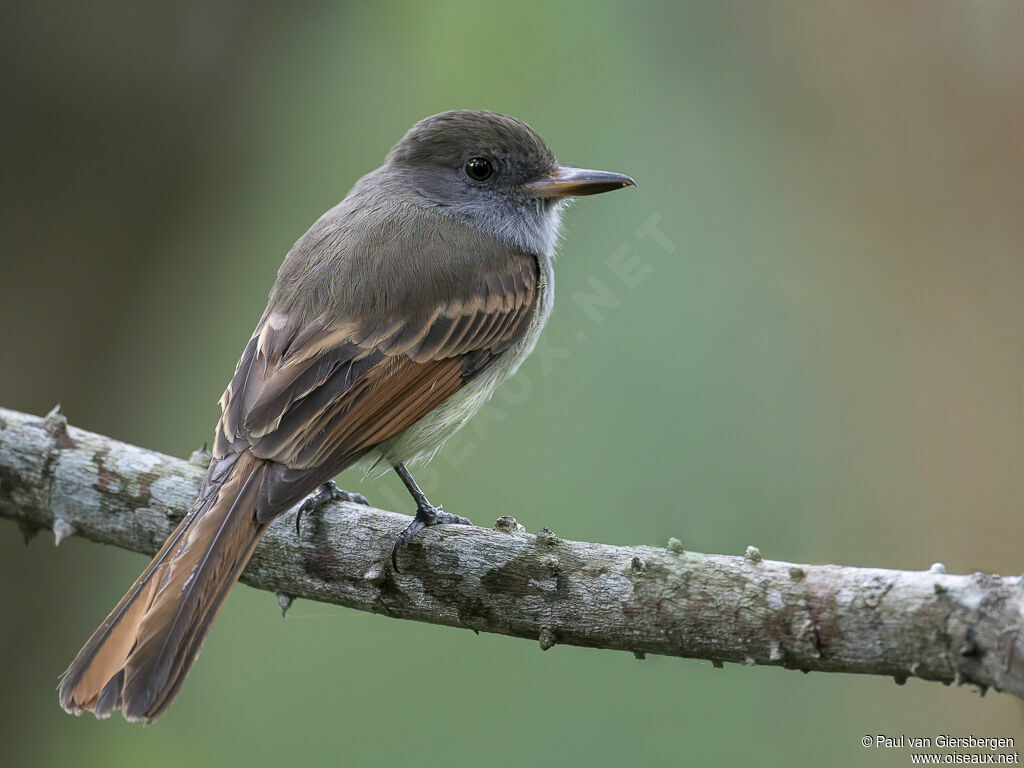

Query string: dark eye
464 157 493 181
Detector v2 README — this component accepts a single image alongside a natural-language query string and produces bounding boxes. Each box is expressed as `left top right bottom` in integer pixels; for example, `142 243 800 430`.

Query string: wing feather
215 252 538 483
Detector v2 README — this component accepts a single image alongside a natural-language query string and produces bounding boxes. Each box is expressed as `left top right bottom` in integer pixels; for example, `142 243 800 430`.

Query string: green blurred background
1 1 1021 765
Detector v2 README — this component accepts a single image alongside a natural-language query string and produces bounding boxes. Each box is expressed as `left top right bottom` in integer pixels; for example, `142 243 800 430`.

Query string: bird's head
382 110 635 255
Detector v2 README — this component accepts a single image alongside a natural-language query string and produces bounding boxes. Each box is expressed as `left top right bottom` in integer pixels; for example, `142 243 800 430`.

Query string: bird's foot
295 481 370 536
391 503 473 572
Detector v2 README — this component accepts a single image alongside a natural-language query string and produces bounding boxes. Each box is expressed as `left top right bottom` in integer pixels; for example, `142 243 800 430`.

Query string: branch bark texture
1 406 1021 699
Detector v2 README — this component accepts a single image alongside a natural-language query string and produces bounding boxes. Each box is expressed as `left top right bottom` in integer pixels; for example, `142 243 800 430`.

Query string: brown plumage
57 110 633 723
59 452 268 721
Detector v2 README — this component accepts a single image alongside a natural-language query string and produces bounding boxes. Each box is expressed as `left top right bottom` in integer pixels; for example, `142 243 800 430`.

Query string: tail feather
59 451 269 723
57 509 194 716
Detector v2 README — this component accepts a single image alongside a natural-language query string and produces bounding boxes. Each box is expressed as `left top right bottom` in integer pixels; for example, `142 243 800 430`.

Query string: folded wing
214 248 538 516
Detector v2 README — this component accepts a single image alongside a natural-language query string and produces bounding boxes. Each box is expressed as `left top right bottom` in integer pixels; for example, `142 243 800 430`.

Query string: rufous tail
58 451 268 723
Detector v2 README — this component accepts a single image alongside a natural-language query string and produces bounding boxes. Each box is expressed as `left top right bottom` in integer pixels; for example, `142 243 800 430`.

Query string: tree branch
1 405 1021 699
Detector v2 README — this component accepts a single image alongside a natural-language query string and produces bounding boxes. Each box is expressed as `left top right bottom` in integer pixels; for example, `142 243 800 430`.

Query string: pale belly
364 256 554 472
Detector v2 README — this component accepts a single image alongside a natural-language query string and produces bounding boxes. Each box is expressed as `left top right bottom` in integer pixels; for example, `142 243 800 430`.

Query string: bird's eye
464 157 493 181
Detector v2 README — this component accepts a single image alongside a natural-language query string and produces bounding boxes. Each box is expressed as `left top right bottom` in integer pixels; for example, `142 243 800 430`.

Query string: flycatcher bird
58 110 634 723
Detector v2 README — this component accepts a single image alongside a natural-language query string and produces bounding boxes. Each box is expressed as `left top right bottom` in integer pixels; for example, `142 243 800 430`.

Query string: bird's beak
524 165 636 198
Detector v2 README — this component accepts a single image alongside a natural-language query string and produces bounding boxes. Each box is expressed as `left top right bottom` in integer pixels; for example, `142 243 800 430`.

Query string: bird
57 110 634 723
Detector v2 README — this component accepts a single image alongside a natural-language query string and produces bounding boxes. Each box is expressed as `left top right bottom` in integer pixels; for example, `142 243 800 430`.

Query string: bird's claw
390 504 473 572
295 481 370 536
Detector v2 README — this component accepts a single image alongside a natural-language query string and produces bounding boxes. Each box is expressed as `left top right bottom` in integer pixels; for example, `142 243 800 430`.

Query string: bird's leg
391 463 472 571
295 481 370 536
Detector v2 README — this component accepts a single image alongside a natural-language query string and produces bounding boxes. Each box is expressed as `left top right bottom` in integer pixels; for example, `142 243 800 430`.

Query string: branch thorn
52 517 75 546
494 516 525 534
44 403 67 436
276 592 294 617
17 521 40 545
362 563 386 586
189 443 212 469
536 527 559 545
539 628 556 651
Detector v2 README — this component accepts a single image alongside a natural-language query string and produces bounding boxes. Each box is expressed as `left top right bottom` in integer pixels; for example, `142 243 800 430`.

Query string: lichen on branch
1 406 1021 699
